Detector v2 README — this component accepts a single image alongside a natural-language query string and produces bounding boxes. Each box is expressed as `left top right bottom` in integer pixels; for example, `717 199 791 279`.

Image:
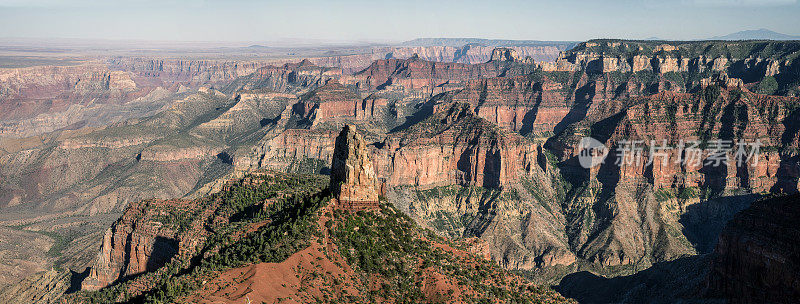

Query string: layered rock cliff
107 57 269 85
378 102 541 188
542 40 800 96
227 46 800 276
535 78 800 270
307 44 565 73
551 83 800 192
378 102 577 271
236 98 577 271
448 75 571 135
293 80 362 123
81 200 183 291
0 63 156 138
223 60 340 95
344 55 536 97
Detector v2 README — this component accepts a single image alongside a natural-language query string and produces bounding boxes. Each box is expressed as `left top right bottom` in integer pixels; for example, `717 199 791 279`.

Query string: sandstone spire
330 124 379 210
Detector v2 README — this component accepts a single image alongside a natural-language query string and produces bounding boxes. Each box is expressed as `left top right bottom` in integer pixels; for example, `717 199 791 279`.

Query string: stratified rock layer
6 39 800 299
81 200 181 291
490 48 522 62
330 125 380 209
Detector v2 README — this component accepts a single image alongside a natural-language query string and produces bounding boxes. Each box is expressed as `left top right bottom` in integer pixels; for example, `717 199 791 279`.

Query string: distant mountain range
403 30 800 48
401 38 578 48
709 29 800 41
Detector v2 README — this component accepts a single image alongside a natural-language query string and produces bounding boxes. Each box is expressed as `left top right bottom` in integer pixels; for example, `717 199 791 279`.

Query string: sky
0 0 799 44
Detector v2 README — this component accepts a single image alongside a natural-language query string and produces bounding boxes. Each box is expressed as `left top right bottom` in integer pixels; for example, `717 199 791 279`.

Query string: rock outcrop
81 200 182 291
540 40 800 97
293 81 362 123
377 102 541 189
0 63 154 138
343 54 536 96
107 57 269 84
225 60 340 95
330 125 380 210
489 48 521 62
305 44 566 73
708 194 800 303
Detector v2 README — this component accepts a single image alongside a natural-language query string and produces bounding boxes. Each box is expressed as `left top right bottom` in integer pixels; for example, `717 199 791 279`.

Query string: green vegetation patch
756 76 779 95
654 187 700 202
332 204 564 303
77 172 329 304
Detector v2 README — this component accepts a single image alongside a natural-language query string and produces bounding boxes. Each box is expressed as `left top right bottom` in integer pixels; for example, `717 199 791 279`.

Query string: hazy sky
1 0 799 43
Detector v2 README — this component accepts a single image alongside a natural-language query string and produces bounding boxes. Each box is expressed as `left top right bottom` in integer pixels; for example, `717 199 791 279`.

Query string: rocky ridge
541 40 800 96
80 199 184 291
343 54 536 97
307 44 566 73
107 58 268 85
708 193 800 303
71 168 571 303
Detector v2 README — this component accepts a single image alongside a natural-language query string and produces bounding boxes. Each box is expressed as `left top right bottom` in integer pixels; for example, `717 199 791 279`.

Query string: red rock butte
329 124 381 211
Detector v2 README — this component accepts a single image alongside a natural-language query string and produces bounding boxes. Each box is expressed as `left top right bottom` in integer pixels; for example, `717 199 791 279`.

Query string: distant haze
0 0 799 43
709 28 800 40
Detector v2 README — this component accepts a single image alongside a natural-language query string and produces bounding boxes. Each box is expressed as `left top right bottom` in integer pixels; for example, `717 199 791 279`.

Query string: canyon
1 38 799 303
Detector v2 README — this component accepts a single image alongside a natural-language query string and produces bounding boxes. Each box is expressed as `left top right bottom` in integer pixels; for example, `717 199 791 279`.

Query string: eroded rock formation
107 57 269 84
330 125 380 210
5 39 800 299
343 54 536 97
377 102 541 189
306 44 566 73
540 40 800 98
708 194 800 303
490 48 522 62
82 200 181 291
